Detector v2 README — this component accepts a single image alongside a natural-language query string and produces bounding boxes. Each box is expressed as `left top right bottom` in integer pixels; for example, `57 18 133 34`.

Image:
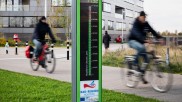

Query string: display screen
80 0 99 81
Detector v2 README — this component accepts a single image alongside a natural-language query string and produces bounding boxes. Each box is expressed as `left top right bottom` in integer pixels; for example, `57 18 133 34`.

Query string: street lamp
122 9 125 43
45 0 47 17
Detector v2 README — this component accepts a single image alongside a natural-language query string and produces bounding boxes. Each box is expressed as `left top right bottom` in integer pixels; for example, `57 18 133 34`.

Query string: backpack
25 46 34 58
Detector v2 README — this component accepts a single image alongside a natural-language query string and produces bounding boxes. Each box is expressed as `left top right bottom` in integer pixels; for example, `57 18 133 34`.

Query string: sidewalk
0 47 182 102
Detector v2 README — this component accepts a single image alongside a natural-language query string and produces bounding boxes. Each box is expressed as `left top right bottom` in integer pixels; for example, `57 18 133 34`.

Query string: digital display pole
72 0 102 102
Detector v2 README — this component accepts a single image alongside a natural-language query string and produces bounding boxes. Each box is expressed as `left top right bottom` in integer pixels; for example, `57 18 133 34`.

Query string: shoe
141 75 148 84
41 64 47 68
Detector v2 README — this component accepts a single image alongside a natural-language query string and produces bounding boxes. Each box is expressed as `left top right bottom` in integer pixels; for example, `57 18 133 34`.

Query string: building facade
102 0 144 41
0 0 143 41
0 0 71 41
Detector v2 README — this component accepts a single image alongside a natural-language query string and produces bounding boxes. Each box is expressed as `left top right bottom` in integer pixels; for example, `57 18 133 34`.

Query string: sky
144 0 182 33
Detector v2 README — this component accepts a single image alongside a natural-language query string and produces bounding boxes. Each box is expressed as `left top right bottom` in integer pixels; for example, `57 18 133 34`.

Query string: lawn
0 69 160 102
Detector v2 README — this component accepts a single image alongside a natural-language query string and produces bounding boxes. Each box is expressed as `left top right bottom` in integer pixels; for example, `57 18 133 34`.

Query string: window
116 22 126 31
102 20 105 30
125 9 133 18
7 0 12 11
24 17 37 27
108 20 114 30
136 0 143 7
134 12 139 17
10 17 16 27
0 0 29 11
103 2 111 12
48 17 64 28
14 0 20 11
52 0 64 6
67 0 71 6
2 17 9 27
0 0 6 11
9 17 23 27
128 23 133 31
16 17 23 27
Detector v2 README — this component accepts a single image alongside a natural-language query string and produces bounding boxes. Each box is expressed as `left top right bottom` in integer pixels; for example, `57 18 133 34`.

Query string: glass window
14 0 20 11
24 17 37 27
116 22 126 31
102 20 105 30
7 0 13 11
103 2 111 12
10 17 16 27
52 0 64 6
67 0 71 6
128 23 133 31
3 17 9 27
16 17 23 27
0 0 6 11
108 20 114 30
0 17 2 27
116 22 122 31
134 12 139 17
136 0 143 7
126 9 133 18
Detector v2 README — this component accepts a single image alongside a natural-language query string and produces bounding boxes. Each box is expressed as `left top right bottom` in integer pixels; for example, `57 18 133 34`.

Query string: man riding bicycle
32 16 56 68
128 11 163 84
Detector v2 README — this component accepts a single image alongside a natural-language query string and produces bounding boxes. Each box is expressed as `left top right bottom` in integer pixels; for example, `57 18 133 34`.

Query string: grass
103 45 182 74
0 69 160 102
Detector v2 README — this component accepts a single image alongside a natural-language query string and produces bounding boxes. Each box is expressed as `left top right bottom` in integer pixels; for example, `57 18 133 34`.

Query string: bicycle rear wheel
124 61 140 88
30 58 39 71
45 52 56 73
151 61 173 93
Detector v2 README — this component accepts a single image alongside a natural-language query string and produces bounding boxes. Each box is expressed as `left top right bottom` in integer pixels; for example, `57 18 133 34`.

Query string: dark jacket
103 34 111 44
32 21 55 43
128 18 162 44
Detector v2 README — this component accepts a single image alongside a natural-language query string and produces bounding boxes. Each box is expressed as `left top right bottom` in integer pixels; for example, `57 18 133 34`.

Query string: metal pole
72 0 77 101
45 0 47 17
166 47 170 65
15 41 18 55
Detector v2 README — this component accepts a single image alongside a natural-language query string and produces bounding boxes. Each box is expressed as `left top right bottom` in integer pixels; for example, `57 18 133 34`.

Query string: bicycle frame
38 44 49 61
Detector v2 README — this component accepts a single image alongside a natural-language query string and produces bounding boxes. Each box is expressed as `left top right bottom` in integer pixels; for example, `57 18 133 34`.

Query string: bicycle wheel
45 51 56 73
30 58 39 71
151 61 173 93
124 61 140 88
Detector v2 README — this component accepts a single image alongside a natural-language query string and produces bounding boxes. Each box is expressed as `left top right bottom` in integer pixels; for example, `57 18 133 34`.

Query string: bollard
67 41 69 60
51 44 54 58
166 47 170 65
26 41 28 46
15 41 18 55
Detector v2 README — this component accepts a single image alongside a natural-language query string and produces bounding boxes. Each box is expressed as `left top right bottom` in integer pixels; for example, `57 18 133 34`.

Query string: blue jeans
128 40 149 65
33 39 42 58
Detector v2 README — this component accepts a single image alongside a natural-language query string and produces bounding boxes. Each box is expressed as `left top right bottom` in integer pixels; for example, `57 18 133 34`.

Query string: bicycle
29 43 56 74
123 40 173 93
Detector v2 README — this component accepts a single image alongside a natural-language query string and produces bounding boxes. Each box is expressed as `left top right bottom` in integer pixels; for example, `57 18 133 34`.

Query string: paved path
0 47 182 102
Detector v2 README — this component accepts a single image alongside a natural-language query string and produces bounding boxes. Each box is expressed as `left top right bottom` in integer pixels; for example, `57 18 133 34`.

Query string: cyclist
32 16 56 68
128 11 163 84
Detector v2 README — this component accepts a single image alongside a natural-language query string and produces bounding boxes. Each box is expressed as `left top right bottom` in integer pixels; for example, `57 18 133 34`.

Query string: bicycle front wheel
151 61 173 93
45 52 56 74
